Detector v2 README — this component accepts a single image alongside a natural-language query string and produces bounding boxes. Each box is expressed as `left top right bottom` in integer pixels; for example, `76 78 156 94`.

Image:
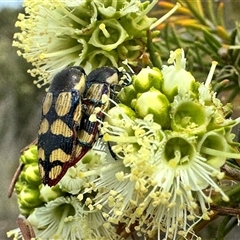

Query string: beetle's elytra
38 66 86 186
75 67 120 157
38 66 120 186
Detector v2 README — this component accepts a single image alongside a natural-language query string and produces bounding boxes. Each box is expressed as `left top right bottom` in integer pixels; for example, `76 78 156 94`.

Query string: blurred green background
1 1 240 240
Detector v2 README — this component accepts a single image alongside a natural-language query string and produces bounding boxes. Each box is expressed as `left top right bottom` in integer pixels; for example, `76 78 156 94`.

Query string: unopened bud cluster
114 49 238 172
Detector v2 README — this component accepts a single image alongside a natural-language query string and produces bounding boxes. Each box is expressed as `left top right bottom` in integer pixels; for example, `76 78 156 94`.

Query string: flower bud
119 104 137 119
23 163 42 186
14 181 25 195
20 145 38 165
103 104 137 141
132 67 163 93
39 184 63 203
118 84 137 107
18 204 33 216
19 185 43 208
106 104 136 126
161 49 196 102
81 150 95 164
135 88 170 128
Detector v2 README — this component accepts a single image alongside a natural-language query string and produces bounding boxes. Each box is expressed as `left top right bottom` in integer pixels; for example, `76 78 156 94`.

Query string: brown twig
8 139 37 198
210 205 240 216
221 164 240 181
8 163 24 198
17 215 36 240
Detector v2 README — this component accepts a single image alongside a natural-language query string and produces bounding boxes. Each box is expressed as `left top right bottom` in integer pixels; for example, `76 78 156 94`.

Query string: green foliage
150 0 240 102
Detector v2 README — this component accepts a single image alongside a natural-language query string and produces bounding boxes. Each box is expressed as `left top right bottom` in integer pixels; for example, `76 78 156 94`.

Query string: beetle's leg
77 138 92 148
81 102 89 118
82 98 104 107
107 141 117 160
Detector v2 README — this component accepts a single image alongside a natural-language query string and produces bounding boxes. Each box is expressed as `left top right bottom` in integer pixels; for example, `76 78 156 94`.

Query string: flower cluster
93 48 240 238
13 0 158 87
8 49 240 240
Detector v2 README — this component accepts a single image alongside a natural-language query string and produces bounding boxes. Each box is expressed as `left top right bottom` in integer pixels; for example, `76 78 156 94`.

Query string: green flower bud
161 49 196 102
118 84 137 107
104 104 136 138
39 184 63 203
132 67 163 93
18 203 34 216
23 163 41 186
107 104 136 125
19 185 43 208
14 181 26 195
81 150 95 164
135 88 170 128
19 155 26 164
20 145 38 165
119 104 137 119
131 98 137 109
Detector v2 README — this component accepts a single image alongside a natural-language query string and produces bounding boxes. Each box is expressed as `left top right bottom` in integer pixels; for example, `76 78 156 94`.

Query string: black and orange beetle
38 66 87 186
9 66 121 192
38 66 120 186
75 66 120 156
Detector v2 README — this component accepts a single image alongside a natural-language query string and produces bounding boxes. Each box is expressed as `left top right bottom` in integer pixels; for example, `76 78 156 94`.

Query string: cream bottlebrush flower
27 196 83 239
58 140 108 195
27 196 120 240
13 0 158 87
92 50 240 239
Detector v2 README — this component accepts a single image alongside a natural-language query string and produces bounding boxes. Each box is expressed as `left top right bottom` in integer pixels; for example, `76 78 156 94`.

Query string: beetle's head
86 66 119 87
49 66 86 93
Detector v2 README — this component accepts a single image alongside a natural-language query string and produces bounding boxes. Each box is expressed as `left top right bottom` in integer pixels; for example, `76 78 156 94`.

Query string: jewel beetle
38 66 86 186
74 67 120 161
8 67 124 195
